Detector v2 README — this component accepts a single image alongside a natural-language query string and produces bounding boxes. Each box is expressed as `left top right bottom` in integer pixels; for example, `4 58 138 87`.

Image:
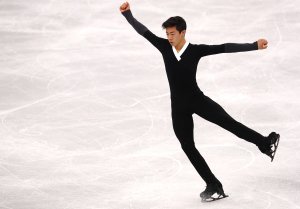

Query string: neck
175 39 186 52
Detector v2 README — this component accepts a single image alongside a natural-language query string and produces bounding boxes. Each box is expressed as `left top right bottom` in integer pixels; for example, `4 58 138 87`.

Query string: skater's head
162 16 186 47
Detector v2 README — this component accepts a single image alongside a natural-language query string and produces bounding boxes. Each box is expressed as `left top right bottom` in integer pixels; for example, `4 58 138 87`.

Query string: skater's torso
143 30 223 103
162 42 203 101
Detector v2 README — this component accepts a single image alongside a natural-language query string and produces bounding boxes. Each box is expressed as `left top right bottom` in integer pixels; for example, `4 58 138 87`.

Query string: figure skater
119 1 280 202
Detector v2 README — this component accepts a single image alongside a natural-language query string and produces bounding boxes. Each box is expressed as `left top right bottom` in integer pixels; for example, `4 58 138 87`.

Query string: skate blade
201 194 229 203
271 134 280 162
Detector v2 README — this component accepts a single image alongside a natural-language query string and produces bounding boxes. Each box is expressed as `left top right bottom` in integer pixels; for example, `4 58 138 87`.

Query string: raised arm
120 2 148 35
197 39 268 57
120 2 167 52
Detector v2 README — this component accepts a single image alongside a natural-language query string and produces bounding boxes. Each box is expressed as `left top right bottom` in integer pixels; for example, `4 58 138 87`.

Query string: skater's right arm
120 2 166 52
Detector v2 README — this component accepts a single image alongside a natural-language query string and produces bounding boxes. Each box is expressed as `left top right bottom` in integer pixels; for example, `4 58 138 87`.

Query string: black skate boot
258 132 280 162
200 180 228 202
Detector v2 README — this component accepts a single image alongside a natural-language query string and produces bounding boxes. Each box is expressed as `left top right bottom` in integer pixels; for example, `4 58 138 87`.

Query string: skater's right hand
120 1 130 13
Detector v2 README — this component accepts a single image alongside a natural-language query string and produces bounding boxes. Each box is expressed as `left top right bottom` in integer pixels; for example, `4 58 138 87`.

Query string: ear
181 30 186 36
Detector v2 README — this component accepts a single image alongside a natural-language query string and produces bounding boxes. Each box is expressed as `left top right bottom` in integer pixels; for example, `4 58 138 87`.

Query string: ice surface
0 0 300 209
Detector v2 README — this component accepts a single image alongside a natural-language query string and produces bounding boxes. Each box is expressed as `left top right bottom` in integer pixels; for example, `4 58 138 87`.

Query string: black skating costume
122 10 280 201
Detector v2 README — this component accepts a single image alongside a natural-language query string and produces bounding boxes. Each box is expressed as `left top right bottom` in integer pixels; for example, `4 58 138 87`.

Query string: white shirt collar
172 41 190 61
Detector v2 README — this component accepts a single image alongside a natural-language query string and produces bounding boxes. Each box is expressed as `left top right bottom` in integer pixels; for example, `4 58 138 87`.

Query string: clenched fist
257 39 268 50
120 1 130 13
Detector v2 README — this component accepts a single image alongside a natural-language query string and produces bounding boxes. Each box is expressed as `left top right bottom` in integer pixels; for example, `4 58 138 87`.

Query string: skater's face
166 26 186 47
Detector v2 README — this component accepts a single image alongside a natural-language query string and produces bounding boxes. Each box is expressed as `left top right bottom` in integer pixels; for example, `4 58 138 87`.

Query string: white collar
172 41 190 61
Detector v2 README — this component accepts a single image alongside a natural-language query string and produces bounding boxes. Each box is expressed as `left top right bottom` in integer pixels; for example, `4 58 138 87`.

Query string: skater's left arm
197 39 268 57
225 39 268 52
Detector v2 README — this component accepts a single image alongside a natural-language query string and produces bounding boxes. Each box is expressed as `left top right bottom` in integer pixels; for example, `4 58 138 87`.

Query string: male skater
119 1 280 202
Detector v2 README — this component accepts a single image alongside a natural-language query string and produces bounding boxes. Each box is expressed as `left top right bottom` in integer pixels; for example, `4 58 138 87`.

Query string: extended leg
192 94 267 147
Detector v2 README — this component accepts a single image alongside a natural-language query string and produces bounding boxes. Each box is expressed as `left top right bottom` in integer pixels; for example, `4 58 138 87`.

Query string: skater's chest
162 47 200 72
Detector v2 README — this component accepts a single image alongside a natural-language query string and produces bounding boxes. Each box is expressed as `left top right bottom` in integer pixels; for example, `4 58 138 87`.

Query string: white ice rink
0 0 300 208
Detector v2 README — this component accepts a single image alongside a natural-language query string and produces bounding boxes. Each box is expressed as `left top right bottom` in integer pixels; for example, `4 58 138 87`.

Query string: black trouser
171 92 266 184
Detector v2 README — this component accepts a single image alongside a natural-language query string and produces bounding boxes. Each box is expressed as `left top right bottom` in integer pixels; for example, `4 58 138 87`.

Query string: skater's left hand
257 39 268 49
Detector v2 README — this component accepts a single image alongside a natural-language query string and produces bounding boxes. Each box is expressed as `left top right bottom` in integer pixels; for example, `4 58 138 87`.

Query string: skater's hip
170 89 204 102
170 91 207 110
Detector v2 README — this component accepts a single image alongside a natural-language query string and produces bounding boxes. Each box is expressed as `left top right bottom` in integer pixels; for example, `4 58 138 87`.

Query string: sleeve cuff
253 41 258 50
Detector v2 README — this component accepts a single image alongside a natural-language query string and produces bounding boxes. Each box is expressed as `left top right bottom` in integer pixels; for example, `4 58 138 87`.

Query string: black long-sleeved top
122 10 258 101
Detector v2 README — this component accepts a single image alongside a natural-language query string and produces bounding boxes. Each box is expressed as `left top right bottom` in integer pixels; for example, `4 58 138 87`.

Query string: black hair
162 16 187 33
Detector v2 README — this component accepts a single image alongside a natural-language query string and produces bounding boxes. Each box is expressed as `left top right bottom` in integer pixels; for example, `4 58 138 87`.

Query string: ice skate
258 132 280 162
200 181 228 202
